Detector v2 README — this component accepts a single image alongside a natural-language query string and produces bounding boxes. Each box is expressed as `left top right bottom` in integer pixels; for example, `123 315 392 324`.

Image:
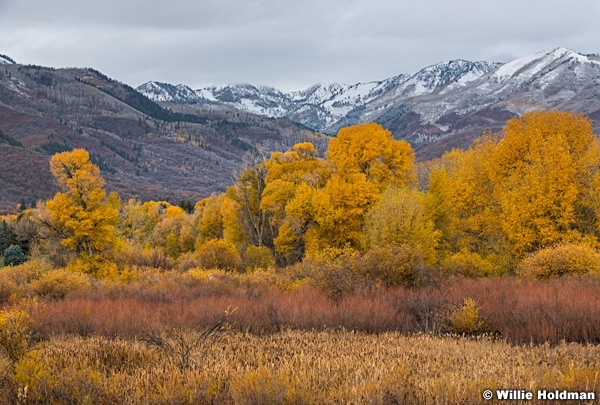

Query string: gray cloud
1 0 598 91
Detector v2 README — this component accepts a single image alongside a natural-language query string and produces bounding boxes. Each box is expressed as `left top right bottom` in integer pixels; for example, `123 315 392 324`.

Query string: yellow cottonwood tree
152 206 196 258
430 111 600 268
303 172 379 254
194 194 226 244
119 199 154 246
260 142 331 263
294 123 416 256
225 162 272 250
491 111 600 255
46 149 120 257
366 186 440 264
327 122 415 188
428 136 503 256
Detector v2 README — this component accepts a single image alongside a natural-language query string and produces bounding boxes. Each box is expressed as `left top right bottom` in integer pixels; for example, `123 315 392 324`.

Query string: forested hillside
0 63 325 213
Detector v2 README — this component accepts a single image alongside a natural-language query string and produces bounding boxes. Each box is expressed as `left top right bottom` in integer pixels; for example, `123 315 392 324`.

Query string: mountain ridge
137 59 501 131
138 47 600 158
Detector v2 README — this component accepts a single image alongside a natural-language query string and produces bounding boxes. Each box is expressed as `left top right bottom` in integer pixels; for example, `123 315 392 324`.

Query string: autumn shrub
0 259 52 301
443 276 600 344
66 254 118 279
441 250 503 277
0 305 38 362
176 251 200 272
11 269 599 344
353 244 429 287
196 239 241 271
516 243 600 279
304 247 359 299
0 356 16 403
404 283 449 335
242 269 280 290
448 297 485 334
0 276 17 304
32 268 92 299
116 245 174 270
141 310 233 372
243 245 275 271
187 268 241 292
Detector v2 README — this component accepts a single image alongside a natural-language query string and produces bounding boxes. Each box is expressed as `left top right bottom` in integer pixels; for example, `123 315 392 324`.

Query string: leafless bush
140 306 235 371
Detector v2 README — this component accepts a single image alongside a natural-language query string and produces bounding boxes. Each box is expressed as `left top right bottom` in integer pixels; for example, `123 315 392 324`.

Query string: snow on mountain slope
361 48 600 124
449 47 600 112
494 47 595 82
392 60 500 98
137 81 200 103
0 54 15 65
201 84 290 117
138 76 417 130
137 47 600 149
345 60 501 129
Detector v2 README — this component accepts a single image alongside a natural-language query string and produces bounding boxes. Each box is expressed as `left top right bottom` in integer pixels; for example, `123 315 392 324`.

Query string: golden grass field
3 329 599 404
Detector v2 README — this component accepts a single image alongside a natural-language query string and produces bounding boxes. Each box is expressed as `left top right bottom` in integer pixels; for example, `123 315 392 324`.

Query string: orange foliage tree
45 149 120 257
491 111 600 255
430 111 600 272
291 123 416 257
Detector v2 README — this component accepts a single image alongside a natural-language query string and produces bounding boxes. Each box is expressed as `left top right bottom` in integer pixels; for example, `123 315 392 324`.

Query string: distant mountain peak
137 81 200 103
0 54 16 64
493 47 598 81
137 57 499 131
400 59 500 96
137 47 600 157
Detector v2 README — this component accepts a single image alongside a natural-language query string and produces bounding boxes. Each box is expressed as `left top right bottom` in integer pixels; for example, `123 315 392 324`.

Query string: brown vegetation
0 265 595 344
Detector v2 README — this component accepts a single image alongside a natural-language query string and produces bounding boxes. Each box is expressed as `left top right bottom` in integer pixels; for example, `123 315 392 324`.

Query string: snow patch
494 51 547 80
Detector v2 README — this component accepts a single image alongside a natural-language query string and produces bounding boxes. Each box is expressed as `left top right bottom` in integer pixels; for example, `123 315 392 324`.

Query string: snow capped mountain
137 58 499 131
418 47 600 119
137 47 600 158
201 84 291 117
492 47 593 82
0 54 15 65
373 47 600 157
137 81 200 103
350 60 501 126
386 60 501 98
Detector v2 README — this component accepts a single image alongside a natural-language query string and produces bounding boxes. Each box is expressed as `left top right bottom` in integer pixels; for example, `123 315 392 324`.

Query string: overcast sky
0 0 598 91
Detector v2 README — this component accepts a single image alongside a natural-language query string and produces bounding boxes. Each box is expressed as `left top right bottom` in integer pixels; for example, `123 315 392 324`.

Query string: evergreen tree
0 221 16 252
3 244 26 266
178 200 194 214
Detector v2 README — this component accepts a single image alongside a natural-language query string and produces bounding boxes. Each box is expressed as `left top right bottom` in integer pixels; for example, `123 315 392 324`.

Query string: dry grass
4 330 599 404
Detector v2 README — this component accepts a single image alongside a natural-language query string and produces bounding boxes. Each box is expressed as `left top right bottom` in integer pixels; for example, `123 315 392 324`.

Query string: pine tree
3 244 26 266
0 221 16 253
